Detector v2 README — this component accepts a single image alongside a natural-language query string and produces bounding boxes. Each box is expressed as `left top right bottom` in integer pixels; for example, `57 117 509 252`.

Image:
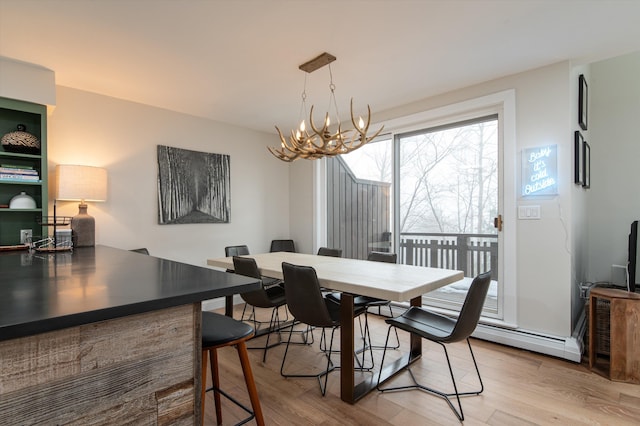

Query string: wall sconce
55 165 107 247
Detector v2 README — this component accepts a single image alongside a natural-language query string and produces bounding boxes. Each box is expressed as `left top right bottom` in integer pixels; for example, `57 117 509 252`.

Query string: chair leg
356 312 375 370
376 331 484 422
260 306 282 362
201 350 207 425
209 349 222 425
236 340 265 426
280 323 336 396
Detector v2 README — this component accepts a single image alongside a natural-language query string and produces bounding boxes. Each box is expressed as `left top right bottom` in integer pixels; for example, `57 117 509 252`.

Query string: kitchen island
0 245 259 425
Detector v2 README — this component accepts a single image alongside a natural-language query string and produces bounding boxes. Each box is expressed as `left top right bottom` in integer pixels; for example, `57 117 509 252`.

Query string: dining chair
376 271 492 422
269 239 296 253
279 262 370 395
129 247 149 255
232 256 287 361
224 245 280 321
201 311 265 426
327 251 400 350
317 247 342 257
225 244 250 257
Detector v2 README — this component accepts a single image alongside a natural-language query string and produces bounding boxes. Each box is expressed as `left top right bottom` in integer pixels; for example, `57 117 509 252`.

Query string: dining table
207 251 464 404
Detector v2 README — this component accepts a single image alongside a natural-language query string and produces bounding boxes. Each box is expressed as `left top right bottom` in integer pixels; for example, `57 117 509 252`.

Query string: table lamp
55 165 107 247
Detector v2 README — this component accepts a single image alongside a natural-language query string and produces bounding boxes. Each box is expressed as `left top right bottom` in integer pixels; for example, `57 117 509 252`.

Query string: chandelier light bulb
358 116 365 130
299 120 306 132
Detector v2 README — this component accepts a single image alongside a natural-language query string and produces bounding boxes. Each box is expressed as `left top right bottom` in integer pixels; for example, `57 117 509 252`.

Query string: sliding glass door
397 116 499 314
326 114 501 318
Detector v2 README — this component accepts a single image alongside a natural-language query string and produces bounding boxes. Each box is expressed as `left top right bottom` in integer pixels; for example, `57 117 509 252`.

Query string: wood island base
0 304 202 425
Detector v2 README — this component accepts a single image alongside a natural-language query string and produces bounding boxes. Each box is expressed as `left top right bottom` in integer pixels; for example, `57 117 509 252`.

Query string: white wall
587 51 640 284
47 86 291 267
291 61 578 339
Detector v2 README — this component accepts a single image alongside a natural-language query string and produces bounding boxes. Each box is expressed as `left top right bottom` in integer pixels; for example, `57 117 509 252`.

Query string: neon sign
522 145 557 196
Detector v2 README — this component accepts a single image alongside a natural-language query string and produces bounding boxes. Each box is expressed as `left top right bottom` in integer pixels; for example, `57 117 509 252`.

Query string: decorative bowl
1 124 40 154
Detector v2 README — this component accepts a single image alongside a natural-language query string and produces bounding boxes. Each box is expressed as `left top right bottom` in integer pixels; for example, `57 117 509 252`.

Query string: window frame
314 89 517 327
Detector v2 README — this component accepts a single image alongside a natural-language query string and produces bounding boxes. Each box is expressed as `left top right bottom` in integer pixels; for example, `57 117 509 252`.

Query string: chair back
233 256 274 308
317 247 342 257
225 245 250 257
281 262 337 327
129 248 149 255
270 239 296 253
448 271 492 342
367 251 397 263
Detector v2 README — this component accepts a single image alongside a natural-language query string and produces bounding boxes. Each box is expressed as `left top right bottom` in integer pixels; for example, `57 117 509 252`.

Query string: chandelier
269 52 384 162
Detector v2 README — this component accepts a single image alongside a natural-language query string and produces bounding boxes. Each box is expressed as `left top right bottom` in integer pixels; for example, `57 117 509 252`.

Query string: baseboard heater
472 311 586 363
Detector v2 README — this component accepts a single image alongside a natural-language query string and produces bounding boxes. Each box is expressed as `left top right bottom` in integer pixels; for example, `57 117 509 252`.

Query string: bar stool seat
201 312 265 426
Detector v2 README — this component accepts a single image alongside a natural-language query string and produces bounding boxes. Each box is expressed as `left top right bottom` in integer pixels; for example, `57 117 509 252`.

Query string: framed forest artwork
157 145 230 224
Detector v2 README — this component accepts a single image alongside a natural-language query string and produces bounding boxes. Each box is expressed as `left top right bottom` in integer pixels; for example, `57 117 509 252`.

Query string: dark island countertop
0 245 259 342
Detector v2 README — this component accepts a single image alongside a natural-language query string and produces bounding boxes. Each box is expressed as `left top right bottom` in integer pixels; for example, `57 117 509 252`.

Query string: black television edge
627 220 639 293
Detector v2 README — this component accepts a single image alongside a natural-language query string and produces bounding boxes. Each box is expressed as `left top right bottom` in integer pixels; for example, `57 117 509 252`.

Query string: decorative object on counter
32 207 72 252
1 124 40 154
55 164 107 247
9 191 36 209
269 52 383 162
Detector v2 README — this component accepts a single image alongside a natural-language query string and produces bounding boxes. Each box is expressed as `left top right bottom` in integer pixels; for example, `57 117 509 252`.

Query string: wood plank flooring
203 305 640 425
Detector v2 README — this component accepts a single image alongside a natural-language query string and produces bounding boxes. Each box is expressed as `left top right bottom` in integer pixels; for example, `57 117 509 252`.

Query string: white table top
207 252 463 302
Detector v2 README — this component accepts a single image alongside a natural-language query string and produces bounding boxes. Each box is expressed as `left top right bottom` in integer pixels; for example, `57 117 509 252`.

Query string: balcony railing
399 232 498 280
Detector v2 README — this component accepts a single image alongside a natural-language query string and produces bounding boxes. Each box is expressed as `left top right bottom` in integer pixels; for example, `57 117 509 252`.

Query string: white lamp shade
56 165 107 202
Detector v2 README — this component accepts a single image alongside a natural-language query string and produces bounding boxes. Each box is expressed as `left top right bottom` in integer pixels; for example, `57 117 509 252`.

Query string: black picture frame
574 131 584 185
578 74 588 130
582 140 590 189
157 145 231 224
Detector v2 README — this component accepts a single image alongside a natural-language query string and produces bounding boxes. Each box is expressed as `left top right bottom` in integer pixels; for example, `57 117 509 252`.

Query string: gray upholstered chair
327 251 400 350
129 248 149 255
269 239 296 253
317 247 342 257
232 256 287 361
225 244 250 257
376 271 492 422
279 262 369 395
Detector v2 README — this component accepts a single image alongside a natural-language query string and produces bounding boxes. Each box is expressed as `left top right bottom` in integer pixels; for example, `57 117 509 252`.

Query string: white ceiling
1 0 640 135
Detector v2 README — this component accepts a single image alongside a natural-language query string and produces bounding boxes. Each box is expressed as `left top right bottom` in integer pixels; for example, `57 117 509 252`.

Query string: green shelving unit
0 97 48 246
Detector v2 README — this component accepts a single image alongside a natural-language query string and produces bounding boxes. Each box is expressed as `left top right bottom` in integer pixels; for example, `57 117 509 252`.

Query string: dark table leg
340 294 423 404
225 295 234 317
340 293 355 403
409 295 422 358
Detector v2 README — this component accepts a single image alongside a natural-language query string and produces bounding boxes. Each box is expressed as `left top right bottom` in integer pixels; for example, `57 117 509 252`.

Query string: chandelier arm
350 100 384 144
267 145 297 162
273 126 304 160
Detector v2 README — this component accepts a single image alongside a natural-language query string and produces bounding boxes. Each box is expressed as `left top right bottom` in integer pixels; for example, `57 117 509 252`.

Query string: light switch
518 205 541 220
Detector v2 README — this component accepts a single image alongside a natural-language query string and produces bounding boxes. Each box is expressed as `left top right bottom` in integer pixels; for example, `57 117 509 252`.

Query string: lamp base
71 203 95 247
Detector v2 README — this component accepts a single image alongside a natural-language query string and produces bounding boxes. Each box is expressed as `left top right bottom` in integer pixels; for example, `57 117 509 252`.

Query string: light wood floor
203 305 640 425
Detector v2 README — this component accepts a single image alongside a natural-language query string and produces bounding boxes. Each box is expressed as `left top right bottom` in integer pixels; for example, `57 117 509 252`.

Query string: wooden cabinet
588 287 640 384
0 97 47 246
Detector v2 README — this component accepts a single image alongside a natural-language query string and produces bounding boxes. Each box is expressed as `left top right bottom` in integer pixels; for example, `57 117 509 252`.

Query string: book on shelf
0 173 40 181
0 166 39 175
1 164 34 169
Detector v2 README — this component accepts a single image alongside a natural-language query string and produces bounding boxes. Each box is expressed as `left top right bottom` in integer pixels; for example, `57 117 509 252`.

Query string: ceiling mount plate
299 52 336 73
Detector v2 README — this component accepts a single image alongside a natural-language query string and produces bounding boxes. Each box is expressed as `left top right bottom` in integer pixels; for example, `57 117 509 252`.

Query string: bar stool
201 311 265 426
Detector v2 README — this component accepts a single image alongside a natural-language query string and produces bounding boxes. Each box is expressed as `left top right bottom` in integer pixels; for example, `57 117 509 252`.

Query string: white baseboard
472 311 586 363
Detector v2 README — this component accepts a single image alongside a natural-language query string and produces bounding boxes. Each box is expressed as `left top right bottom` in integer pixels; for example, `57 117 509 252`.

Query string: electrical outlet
20 229 32 244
